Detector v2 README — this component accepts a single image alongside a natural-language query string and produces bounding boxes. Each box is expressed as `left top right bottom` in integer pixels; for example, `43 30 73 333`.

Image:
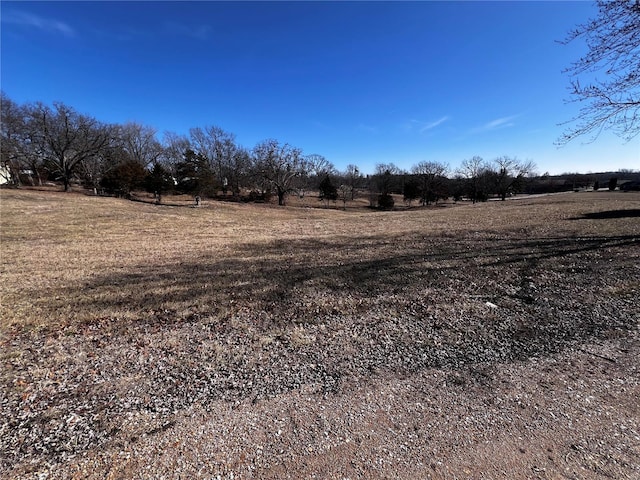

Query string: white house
0 164 11 185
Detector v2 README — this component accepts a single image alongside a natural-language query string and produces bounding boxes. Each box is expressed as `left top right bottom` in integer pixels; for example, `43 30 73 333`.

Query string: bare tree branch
558 0 640 144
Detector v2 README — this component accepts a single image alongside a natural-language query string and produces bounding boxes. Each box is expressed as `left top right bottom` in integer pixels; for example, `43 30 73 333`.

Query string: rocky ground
1 190 639 478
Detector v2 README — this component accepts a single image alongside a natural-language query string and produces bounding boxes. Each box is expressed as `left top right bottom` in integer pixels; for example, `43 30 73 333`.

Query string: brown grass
1 188 639 479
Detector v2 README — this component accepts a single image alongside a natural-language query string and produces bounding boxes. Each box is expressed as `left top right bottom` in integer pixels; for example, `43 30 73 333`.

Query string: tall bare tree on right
559 0 640 144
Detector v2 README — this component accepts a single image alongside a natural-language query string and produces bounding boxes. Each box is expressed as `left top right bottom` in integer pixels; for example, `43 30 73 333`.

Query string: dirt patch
1 190 639 478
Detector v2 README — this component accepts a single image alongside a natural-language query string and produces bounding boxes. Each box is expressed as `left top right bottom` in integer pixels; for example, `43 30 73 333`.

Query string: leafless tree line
2 92 538 207
0 93 333 204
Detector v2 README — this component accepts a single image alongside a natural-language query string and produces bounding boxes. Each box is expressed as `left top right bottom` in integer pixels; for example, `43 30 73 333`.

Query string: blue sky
2 1 638 175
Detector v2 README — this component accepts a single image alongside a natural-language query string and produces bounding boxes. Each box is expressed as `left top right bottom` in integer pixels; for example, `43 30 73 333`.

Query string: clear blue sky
2 1 638 175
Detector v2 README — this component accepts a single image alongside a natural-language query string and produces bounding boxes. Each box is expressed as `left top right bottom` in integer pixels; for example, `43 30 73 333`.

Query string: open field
1 188 639 479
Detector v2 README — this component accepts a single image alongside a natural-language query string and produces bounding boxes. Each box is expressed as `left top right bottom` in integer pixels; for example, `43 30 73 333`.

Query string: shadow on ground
2 231 638 469
573 209 640 220
66 232 638 319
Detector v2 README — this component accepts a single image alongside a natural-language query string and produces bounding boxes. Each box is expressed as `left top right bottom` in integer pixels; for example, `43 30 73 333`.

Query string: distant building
0 164 11 185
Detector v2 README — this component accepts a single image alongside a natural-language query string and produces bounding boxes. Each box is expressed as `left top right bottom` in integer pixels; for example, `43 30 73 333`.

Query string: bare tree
1 93 31 185
457 156 490 203
79 152 107 193
338 183 351 210
160 131 191 179
30 102 111 191
372 163 401 209
118 122 162 168
226 147 252 197
253 139 307 206
559 0 640 143
162 131 190 159
344 164 361 200
306 154 336 178
411 160 449 206
80 126 127 193
373 163 401 195
304 153 336 200
492 156 537 200
189 126 239 195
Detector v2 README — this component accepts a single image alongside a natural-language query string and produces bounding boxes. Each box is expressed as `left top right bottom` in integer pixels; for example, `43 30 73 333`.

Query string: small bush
377 193 395 210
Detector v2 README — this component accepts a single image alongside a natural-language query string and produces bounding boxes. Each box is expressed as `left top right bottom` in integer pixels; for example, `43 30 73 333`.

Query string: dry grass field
1 188 639 479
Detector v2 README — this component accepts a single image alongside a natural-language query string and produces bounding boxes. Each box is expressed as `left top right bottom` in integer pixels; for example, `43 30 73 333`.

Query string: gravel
2 192 639 478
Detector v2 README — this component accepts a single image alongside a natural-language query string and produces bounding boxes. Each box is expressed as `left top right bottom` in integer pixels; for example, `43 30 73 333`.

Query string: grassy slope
1 188 639 478
2 189 636 330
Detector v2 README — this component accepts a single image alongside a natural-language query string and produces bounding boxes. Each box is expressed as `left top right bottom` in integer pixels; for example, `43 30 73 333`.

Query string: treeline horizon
2 92 639 208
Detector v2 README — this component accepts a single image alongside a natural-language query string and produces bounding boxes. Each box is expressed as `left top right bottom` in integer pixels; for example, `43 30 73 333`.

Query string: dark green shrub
377 193 395 210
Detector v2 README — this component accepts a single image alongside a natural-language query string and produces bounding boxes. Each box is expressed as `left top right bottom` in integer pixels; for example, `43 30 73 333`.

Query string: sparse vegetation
1 188 639 479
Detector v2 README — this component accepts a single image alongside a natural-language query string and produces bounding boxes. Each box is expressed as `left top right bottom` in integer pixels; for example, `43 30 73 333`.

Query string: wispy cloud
2 10 75 37
473 114 520 133
164 22 212 40
402 116 451 134
420 115 451 133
